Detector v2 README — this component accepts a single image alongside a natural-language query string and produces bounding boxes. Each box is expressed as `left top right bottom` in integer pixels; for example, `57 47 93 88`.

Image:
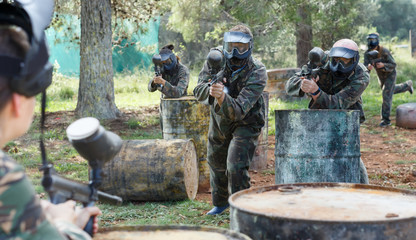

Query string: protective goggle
331 57 354 68
161 58 172 65
223 31 252 57
224 42 250 55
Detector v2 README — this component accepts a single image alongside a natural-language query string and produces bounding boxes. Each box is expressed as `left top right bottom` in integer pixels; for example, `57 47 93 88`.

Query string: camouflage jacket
148 62 190 98
286 62 370 123
193 47 268 136
364 45 396 79
0 150 91 240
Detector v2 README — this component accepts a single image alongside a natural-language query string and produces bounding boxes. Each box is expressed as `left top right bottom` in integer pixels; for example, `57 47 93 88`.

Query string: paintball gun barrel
41 117 123 237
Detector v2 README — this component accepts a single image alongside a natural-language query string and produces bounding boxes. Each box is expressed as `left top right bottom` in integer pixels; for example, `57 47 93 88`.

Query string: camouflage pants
207 126 260 207
359 158 369 184
380 75 409 123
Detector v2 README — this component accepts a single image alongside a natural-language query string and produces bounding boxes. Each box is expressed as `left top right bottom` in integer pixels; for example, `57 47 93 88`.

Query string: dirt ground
16 108 416 204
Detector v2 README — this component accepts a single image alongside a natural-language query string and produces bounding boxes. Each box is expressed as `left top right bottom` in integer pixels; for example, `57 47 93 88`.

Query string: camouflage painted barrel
94 225 252 240
230 183 416 240
265 68 300 99
396 103 416 129
249 91 269 171
161 96 211 192
99 139 198 201
275 109 361 183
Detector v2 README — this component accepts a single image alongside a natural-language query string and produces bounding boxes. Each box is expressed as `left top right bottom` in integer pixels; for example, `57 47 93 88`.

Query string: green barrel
275 109 361 183
95 225 252 240
161 96 211 192
230 183 416 240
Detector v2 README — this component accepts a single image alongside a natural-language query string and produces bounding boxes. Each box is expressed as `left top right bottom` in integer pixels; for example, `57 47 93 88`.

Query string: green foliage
268 98 309 135
361 46 416 119
371 0 416 40
99 201 230 228
162 0 376 69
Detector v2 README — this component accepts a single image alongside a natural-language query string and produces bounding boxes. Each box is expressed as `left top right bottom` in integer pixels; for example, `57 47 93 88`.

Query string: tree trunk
411 29 416 58
76 0 120 119
295 4 313 68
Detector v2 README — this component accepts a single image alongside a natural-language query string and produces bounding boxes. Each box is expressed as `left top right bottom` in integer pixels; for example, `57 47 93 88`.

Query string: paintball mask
367 33 379 50
329 39 359 78
0 0 54 97
160 52 177 72
223 31 253 69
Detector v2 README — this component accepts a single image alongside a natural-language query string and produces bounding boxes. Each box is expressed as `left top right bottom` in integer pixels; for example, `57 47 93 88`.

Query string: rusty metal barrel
249 91 269 171
99 139 198 201
275 109 361 184
161 96 211 192
230 183 416 240
396 103 416 129
94 225 252 240
265 68 300 99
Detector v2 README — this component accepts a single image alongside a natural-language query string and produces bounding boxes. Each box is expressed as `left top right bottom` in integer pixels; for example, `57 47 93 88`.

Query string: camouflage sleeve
381 49 396 73
310 64 369 110
148 78 158 92
285 66 308 97
0 152 67 240
161 64 190 98
215 63 267 121
363 51 370 67
55 221 92 240
193 61 214 105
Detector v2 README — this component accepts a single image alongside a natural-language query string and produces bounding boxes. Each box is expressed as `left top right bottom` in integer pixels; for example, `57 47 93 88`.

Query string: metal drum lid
229 183 416 222
94 225 252 240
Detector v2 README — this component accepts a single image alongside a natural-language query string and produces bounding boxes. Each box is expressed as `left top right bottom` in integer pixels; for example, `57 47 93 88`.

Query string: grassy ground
6 46 416 229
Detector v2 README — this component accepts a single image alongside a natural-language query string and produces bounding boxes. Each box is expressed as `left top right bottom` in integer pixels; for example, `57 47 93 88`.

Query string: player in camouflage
286 39 370 184
148 44 189 98
0 1 100 239
364 33 413 127
194 25 267 215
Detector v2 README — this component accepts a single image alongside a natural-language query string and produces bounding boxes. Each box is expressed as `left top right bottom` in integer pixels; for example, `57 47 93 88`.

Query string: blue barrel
275 109 361 183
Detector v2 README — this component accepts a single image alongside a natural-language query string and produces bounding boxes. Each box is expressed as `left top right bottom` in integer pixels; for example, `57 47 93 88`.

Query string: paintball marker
301 47 327 79
152 54 164 88
41 117 123 237
152 54 163 76
366 50 382 67
206 49 228 94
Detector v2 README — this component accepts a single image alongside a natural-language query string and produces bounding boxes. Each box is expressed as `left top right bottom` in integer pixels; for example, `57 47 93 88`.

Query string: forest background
3 0 416 230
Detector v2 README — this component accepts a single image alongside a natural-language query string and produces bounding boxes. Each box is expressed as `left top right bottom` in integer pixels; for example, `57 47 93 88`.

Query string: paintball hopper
207 49 224 75
152 54 162 67
66 117 122 170
308 47 326 68
367 50 379 59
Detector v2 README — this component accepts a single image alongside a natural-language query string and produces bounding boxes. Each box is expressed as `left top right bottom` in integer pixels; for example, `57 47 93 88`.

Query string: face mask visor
329 47 359 74
223 31 252 59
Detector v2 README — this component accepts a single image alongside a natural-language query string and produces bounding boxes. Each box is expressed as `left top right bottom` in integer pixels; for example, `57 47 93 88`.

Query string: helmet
0 0 54 97
367 33 379 50
329 39 360 75
223 31 253 60
159 44 177 72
